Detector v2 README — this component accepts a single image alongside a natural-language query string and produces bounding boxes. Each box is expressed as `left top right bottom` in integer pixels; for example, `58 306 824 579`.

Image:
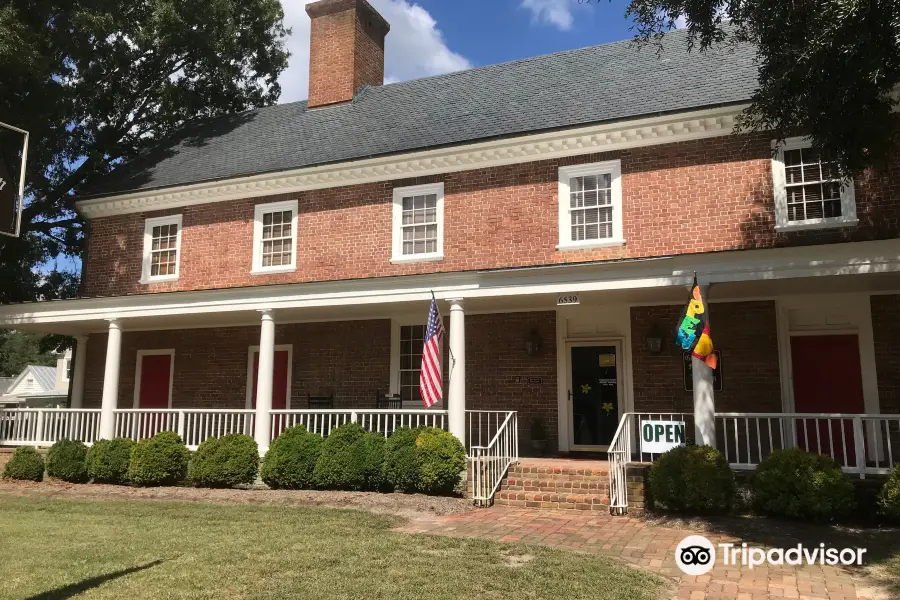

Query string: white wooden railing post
853 416 867 479
253 309 276 453
447 298 466 445
70 335 89 409
98 319 122 440
350 411 358 424
177 410 186 441
35 409 46 444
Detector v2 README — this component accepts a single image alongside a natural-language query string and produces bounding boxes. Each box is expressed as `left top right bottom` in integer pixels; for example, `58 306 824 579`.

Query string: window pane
783 146 845 223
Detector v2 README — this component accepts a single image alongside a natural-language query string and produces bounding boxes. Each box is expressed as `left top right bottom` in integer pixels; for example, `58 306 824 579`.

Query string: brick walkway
394 507 891 600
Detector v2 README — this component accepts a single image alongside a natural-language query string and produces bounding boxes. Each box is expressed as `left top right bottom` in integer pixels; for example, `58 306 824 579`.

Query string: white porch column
692 286 716 447
253 309 276 453
98 320 122 440
447 299 466 446
69 335 89 409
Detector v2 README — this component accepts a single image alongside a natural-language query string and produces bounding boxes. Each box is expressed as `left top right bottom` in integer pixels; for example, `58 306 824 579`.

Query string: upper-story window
557 160 624 250
772 137 857 231
141 215 182 283
252 199 298 274
391 182 444 263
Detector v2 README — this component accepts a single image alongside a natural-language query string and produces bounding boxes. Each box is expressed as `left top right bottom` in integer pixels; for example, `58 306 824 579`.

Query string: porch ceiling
6 270 900 336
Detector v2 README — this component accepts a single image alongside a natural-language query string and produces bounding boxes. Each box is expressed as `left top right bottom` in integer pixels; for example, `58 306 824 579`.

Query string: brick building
2 0 899 488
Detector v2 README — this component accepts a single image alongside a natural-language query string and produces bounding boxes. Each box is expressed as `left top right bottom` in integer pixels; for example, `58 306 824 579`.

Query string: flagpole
432 290 456 375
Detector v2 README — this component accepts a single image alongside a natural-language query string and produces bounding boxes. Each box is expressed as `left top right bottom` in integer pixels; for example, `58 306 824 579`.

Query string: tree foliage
623 0 900 179
0 331 57 377
0 0 289 303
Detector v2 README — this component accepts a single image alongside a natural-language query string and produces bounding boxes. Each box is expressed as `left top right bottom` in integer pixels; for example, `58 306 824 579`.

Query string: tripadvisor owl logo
675 535 716 575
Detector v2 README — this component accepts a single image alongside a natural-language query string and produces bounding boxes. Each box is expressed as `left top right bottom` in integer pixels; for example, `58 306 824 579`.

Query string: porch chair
307 393 334 409
375 391 402 410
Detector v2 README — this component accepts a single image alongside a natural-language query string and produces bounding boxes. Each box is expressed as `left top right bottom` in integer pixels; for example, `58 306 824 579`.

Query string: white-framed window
557 160 624 250
140 214 183 283
389 318 442 408
391 182 444 263
252 199 298 274
771 137 857 231
62 358 71 382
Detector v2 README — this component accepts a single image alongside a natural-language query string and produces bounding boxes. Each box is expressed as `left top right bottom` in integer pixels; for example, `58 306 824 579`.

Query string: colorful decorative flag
675 276 717 369
420 297 445 408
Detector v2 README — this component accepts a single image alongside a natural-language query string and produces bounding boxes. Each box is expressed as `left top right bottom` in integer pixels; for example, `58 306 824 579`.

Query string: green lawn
0 495 664 600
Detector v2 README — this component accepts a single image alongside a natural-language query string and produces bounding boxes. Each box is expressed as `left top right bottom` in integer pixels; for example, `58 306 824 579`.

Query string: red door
250 350 290 436
790 335 865 465
137 353 173 437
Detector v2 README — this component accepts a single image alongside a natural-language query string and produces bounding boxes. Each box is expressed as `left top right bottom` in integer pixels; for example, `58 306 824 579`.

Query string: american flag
420 297 445 408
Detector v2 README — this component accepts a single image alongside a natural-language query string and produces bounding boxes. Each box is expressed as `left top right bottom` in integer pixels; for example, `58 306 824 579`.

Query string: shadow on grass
25 559 165 600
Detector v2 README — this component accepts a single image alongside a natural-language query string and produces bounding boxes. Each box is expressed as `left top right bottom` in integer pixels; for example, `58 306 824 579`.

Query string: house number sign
557 294 580 306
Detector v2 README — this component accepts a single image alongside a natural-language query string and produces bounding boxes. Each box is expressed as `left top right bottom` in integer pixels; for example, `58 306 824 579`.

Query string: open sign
640 420 686 454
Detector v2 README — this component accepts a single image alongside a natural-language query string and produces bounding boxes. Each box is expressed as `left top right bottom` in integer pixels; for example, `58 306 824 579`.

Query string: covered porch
2 240 900 506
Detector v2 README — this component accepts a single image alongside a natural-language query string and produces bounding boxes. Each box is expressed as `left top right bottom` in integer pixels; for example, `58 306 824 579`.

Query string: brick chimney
305 0 390 108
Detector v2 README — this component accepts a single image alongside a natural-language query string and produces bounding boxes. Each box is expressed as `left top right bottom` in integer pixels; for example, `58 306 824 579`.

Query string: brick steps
495 489 610 511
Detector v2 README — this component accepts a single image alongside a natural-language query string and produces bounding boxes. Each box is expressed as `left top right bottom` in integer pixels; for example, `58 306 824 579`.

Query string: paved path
395 507 892 600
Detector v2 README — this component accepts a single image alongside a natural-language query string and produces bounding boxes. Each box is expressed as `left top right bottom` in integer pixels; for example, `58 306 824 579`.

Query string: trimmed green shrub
261 425 323 489
752 448 855 521
416 428 466 495
878 463 900 521
382 426 421 492
358 432 387 491
188 434 259 487
86 438 134 484
313 422 368 490
46 439 89 483
648 445 735 513
127 431 190 486
2 446 44 481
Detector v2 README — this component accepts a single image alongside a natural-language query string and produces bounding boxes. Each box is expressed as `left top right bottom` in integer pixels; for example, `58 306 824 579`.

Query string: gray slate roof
87 31 758 198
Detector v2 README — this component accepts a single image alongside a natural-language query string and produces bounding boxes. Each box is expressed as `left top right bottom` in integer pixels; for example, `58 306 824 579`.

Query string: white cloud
278 0 471 104
672 14 688 29
520 0 574 31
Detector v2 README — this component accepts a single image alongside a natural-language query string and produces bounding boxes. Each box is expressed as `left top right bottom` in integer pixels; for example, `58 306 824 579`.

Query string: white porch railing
269 409 448 440
0 408 102 446
717 412 900 477
607 412 694 515
469 410 518 505
113 409 256 449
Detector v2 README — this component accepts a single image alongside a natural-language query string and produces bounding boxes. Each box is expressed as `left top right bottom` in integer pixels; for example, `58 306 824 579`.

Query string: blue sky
277 0 647 103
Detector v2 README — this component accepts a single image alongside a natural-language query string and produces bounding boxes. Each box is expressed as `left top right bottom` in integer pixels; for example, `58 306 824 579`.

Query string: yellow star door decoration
580 383 592 394
601 402 614 414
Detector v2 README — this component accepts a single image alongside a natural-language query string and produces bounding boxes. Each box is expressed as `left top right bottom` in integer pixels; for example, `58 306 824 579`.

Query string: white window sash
389 317 443 409
391 182 444 264
771 137 857 232
251 199 298 274
140 214 182 284
557 160 624 250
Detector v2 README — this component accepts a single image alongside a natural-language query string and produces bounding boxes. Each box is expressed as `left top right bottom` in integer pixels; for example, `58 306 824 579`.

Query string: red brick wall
306 0 386 108
465 312 558 454
82 320 391 409
871 294 900 415
630 301 782 414
82 134 900 298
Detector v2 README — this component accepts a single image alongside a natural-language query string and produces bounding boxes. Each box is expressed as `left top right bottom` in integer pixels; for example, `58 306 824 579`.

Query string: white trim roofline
2 239 900 326
77 105 748 219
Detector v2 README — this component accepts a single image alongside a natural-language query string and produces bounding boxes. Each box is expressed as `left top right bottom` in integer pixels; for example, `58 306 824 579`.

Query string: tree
0 0 289 304
0 331 58 377
623 0 900 179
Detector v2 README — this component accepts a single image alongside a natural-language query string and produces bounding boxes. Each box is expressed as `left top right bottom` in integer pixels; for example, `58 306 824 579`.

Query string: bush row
2 423 467 496
648 445 900 523
261 423 466 494
2 432 258 487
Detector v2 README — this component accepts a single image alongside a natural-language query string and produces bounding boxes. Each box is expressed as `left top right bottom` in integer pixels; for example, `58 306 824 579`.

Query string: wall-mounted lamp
525 329 543 356
645 324 664 354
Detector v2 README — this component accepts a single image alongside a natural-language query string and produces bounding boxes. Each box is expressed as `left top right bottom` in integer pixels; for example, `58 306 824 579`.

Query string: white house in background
0 350 71 407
